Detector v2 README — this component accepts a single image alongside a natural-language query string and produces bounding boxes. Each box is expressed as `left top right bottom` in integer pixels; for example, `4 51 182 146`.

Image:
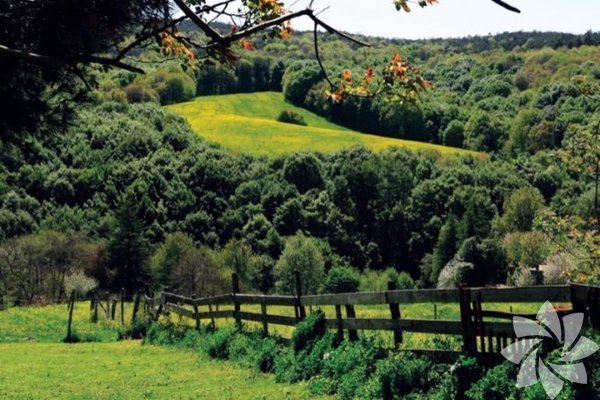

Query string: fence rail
142 273 600 358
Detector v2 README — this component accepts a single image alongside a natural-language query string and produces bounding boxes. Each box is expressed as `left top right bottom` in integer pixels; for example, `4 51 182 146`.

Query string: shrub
64 270 98 297
118 318 151 340
124 83 159 103
436 256 474 288
202 326 237 360
372 353 433 399
253 337 280 373
324 266 360 293
465 362 518 400
144 321 187 346
317 337 387 400
291 309 327 353
274 347 301 382
396 271 416 289
277 110 307 126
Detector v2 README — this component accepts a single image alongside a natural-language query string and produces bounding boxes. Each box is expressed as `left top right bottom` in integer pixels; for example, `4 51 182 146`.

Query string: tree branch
116 16 188 60
489 0 521 13
172 0 224 43
0 44 145 74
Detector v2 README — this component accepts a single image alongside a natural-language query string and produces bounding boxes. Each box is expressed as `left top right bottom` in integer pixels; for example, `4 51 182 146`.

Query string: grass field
166 92 482 158
0 341 328 400
0 303 329 399
0 301 133 343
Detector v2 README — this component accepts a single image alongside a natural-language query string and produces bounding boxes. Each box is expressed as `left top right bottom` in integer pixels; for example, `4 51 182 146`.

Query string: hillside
166 92 480 157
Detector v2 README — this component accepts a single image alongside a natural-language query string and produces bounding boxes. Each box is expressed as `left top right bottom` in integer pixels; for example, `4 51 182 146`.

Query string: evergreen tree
430 214 459 285
108 192 150 293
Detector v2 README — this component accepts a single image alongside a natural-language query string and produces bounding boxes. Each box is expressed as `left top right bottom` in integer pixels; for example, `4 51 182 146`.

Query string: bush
324 266 360 293
277 110 307 126
253 337 280 373
124 83 159 103
396 271 416 289
436 256 474 288
203 326 237 359
291 310 327 353
316 337 387 400
144 321 187 346
372 353 433 399
64 270 98 297
118 318 151 340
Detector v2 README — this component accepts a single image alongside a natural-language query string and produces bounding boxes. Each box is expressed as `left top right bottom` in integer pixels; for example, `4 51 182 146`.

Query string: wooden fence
143 273 600 357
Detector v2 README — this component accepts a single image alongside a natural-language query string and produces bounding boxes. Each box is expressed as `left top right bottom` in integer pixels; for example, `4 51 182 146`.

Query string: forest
0 28 598 306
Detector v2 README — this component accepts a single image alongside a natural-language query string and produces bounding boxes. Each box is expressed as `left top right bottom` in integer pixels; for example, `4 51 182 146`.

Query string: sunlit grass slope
167 92 481 157
0 341 328 400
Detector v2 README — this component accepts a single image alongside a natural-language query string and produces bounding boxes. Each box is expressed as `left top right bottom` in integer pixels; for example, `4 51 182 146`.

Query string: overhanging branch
0 44 144 73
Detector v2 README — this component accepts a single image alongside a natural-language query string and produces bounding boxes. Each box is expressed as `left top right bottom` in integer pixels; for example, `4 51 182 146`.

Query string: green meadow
0 341 327 400
0 304 328 399
166 92 481 158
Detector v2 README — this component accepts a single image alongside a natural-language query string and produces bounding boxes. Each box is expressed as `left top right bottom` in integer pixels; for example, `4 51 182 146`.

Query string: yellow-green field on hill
167 92 482 158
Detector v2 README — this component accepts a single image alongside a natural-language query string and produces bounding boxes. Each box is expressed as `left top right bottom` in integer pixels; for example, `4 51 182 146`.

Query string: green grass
166 92 482 158
0 301 133 343
0 341 329 400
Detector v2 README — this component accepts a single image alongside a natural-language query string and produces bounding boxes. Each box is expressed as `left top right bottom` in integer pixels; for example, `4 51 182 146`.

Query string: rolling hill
166 92 481 158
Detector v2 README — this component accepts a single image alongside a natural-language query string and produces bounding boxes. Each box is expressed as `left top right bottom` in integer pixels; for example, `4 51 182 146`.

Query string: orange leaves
240 39 255 50
395 0 440 12
342 69 352 82
158 30 196 63
327 52 431 104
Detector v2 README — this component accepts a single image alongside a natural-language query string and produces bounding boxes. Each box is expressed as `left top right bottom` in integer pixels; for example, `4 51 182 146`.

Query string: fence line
142 273 600 357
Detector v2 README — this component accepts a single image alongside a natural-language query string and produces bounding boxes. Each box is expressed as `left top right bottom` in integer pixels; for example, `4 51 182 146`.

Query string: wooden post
459 284 476 354
120 288 125 325
192 295 200 331
208 303 215 329
154 293 164 322
387 280 403 346
261 298 268 337
111 298 117 320
335 304 344 342
92 297 98 323
433 304 437 320
294 270 306 320
232 273 241 329
65 290 75 342
345 304 358 342
131 294 140 323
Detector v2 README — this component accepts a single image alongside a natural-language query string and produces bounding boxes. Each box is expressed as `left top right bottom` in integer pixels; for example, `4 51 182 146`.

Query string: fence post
345 304 358 342
111 298 117 320
120 288 125 325
232 273 241 329
92 297 98 323
154 293 164 322
65 290 76 342
387 280 403 346
335 304 344 342
458 284 476 354
294 270 306 320
192 295 200 330
131 294 140 323
261 297 269 337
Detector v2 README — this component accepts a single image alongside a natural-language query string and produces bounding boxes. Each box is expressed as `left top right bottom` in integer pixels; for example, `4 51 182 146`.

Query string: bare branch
116 16 188 60
0 44 145 74
313 22 336 89
489 0 521 13
172 0 224 43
